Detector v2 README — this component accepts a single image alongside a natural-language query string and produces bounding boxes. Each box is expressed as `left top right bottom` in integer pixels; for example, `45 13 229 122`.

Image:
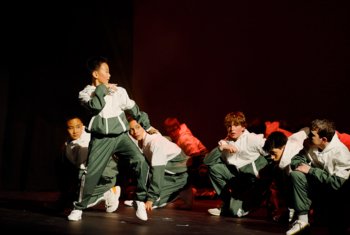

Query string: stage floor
0 191 348 235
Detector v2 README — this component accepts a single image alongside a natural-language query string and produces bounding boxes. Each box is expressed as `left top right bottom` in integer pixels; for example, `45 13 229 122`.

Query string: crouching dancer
128 119 193 221
204 111 273 217
287 119 350 235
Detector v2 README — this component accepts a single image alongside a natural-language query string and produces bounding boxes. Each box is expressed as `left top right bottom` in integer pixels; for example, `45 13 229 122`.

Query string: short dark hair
311 119 335 141
263 131 288 153
86 56 109 74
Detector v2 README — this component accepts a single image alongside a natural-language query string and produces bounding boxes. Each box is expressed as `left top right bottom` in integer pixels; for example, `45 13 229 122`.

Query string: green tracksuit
136 132 189 207
73 84 151 210
203 130 273 216
289 133 350 217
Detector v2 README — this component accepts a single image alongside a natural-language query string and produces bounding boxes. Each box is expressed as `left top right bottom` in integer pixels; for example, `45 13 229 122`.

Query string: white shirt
279 130 308 174
219 130 266 169
65 129 90 169
307 133 350 179
139 132 182 166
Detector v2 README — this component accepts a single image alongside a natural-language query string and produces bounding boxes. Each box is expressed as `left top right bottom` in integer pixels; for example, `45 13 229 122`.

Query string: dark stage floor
0 191 348 235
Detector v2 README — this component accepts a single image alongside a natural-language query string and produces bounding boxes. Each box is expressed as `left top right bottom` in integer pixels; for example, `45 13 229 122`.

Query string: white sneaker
104 186 121 213
125 200 165 209
124 200 134 207
208 208 221 216
67 209 82 221
288 208 295 222
135 201 148 221
237 208 249 218
286 220 310 235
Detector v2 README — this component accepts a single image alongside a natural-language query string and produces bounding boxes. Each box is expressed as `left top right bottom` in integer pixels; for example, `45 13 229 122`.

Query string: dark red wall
132 0 350 150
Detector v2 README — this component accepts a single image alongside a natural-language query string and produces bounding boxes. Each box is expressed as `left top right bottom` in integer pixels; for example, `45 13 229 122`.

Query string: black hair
263 131 288 153
86 56 109 74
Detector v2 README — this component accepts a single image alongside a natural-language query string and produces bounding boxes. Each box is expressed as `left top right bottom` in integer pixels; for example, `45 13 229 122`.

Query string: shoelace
289 220 307 232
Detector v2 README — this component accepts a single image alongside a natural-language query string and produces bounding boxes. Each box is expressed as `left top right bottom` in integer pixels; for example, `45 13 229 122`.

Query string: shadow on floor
0 191 348 235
